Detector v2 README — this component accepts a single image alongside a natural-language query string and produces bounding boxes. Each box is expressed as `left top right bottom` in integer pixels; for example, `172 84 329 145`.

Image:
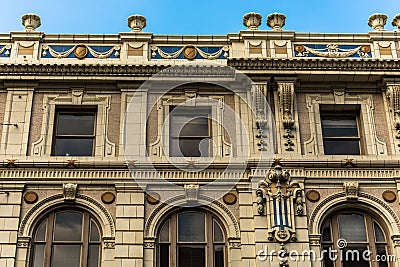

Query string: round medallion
101 192 116 204
295 45 305 53
223 193 237 205
382 190 396 203
74 44 89 59
24 191 38 204
306 190 320 202
361 45 371 53
146 192 161 204
183 46 197 60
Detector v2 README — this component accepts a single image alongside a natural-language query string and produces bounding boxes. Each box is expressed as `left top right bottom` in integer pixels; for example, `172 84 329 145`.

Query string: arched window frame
320 210 392 267
30 209 102 267
156 210 228 267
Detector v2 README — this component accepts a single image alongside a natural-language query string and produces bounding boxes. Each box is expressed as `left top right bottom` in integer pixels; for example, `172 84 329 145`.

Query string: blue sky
0 0 399 34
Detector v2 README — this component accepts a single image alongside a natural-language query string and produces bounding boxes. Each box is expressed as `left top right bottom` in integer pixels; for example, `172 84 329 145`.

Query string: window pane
54 138 94 156
214 244 224 267
342 245 369 267
178 246 205 267
32 244 45 267
57 114 95 135
90 220 100 242
374 222 386 242
323 139 360 155
376 244 388 267
53 212 83 241
52 245 81 267
213 220 224 243
159 244 169 267
321 245 334 267
338 214 367 242
321 220 331 242
178 213 205 242
160 220 170 243
321 116 358 137
35 220 47 242
88 245 100 267
170 138 210 157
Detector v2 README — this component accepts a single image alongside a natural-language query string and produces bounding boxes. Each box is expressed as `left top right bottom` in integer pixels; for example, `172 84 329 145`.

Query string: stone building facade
0 11 400 267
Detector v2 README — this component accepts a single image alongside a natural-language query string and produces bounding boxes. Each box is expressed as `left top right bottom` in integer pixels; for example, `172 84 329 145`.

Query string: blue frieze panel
151 46 228 60
294 44 372 58
41 45 120 59
0 45 12 57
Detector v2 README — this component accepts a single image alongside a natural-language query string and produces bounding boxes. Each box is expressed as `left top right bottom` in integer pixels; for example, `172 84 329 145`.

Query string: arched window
321 211 390 267
158 211 226 267
31 210 101 267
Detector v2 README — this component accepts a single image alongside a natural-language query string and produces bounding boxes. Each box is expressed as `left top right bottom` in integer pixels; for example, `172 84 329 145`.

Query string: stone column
114 183 145 267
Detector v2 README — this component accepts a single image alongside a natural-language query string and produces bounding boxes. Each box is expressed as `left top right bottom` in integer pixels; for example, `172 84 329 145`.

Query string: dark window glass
376 244 389 267
321 245 334 267
322 220 331 241
214 244 224 267
213 220 224 242
320 106 361 155
31 210 101 267
338 213 367 242
170 107 211 157
374 222 385 242
178 212 205 242
159 244 170 267
178 246 206 267
53 108 96 156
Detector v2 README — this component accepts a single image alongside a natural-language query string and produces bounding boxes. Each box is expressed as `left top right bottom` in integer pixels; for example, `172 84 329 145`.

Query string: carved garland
278 82 295 151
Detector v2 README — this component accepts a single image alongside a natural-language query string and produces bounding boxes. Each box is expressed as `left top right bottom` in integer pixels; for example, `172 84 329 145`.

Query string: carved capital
391 234 400 247
17 236 31 247
228 237 241 248
103 236 115 249
309 234 321 246
386 83 400 129
277 82 295 129
343 181 359 200
63 183 78 201
184 184 199 202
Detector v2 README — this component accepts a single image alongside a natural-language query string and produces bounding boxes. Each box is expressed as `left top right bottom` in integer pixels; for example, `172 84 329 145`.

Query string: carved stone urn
243 12 262 30
392 14 400 31
266 13 286 31
128 14 147 32
21 14 41 32
368 13 388 31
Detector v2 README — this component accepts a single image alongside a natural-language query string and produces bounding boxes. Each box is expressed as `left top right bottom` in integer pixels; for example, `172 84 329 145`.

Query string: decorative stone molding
277 82 296 152
386 83 400 130
252 83 269 151
184 184 199 202
21 14 41 32
343 181 359 200
257 165 303 243
391 235 400 247
63 183 78 201
309 234 321 246
368 13 388 31
243 12 262 30
228 238 241 248
143 237 156 248
392 14 400 30
266 13 286 31
103 236 115 249
17 236 31 247
128 14 147 32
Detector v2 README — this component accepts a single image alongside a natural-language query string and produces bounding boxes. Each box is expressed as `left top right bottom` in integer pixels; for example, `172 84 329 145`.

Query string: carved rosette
243 12 262 30
63 183 78 201
392 14 400 30
266 13 286 31
368 13 388 31
21 14 41 32
128 14 147 32
257 165 303 244
343 181 359 200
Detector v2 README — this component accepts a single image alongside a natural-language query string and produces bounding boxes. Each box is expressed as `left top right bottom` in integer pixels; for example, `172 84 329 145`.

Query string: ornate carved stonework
277 82 296 151
128 14 147 32
243 12 262 30
391 235 400 247
343 181 359 200
63 183 78 201
103 236 115 248
21 14 41 32
386 84 400 130
266 13 286 31
368 13 388 31
392 14 400 30
17 236 31 247
184 184 199 202
253 83 269 151
309 234 321 246
257 165 303 244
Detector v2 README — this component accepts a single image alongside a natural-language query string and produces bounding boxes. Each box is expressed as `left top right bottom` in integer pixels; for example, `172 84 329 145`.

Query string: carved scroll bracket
343 181 359 200
385 82 400 153
277 81 296 152
252 82 269 151
63 183 78 201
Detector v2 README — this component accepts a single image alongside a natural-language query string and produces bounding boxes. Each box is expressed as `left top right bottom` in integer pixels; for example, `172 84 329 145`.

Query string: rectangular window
169 106 211 157
52 107 96 156
320 105 361 155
